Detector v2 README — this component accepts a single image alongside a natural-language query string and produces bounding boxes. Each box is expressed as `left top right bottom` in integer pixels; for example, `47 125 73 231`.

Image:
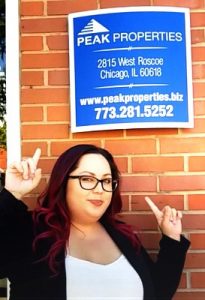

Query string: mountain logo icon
78 19 109 35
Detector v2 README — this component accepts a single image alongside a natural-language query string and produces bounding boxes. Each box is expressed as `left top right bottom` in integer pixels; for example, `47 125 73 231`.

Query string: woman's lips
88 200 103 206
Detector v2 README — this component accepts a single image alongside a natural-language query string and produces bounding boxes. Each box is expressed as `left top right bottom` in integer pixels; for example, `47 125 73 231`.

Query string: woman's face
66 153 113 225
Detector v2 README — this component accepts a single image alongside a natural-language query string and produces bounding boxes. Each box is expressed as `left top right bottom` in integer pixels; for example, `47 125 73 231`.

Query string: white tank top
65 254 144 300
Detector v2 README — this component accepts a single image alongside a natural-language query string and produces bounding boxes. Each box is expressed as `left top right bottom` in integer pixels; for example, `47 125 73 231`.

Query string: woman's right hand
5 148 42 199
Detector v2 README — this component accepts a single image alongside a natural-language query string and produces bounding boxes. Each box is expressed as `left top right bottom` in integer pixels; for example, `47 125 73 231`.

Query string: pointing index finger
32 148 41 167
145 196 163 219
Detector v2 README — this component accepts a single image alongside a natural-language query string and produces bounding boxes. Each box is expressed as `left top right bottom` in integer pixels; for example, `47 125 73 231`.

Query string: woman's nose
93 181 104 193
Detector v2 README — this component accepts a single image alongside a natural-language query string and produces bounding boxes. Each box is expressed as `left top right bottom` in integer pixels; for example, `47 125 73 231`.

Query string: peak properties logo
77 19 110 46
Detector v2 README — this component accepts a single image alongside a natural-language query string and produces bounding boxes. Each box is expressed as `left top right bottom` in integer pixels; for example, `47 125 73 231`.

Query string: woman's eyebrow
77 171 112 176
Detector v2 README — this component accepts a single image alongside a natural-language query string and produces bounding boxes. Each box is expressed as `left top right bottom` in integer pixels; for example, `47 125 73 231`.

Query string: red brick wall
20 1 205 298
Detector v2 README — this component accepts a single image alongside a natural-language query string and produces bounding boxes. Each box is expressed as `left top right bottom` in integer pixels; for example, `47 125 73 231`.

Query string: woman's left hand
145 196 182 241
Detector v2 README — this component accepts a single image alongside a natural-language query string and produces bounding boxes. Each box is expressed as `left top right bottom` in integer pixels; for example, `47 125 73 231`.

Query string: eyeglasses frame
68 175 118 192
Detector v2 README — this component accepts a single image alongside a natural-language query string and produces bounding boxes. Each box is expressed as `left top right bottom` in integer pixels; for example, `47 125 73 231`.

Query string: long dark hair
33 144 140 273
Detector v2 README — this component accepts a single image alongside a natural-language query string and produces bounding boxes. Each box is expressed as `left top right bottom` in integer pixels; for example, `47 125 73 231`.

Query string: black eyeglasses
68 175 118 192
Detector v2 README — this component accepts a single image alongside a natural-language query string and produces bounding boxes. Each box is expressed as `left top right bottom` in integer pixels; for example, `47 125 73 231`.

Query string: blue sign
68 7 193 132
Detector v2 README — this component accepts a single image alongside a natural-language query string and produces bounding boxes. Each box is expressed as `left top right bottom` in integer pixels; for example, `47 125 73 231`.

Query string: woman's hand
5 148 42 199
145 196 182 241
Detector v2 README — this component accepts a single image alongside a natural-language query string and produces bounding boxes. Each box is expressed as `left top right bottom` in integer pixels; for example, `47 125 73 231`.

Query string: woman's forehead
76 153 111 172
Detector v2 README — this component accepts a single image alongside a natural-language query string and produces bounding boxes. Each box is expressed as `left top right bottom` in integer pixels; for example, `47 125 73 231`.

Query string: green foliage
0 74 5 122
0 121 6 148
0 75 6 148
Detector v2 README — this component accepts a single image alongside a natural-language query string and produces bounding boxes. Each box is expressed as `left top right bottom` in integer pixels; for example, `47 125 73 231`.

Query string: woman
0 144 190 300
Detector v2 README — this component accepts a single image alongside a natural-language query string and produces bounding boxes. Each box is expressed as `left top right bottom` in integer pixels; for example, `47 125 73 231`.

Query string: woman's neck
70 220 102 237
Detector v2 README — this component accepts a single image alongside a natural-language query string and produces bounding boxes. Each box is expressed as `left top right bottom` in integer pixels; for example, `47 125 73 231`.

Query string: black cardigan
0 188 190 300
